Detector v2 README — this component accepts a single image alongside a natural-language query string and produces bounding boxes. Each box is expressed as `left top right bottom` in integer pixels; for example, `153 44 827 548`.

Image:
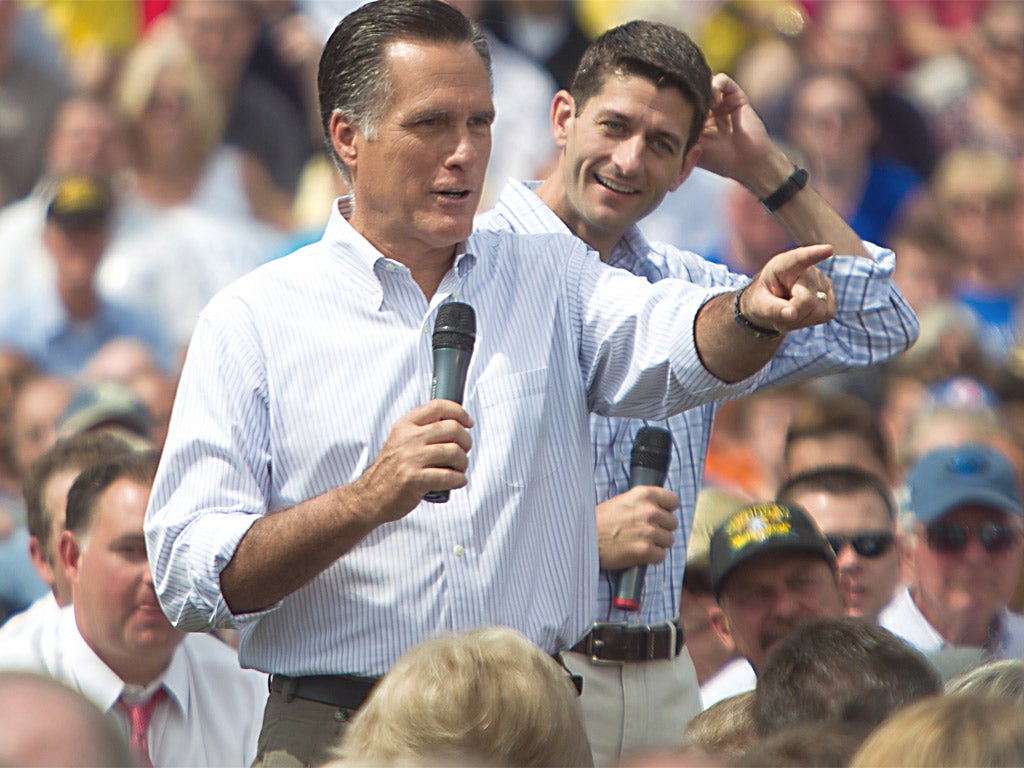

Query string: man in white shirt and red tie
0 451 266 767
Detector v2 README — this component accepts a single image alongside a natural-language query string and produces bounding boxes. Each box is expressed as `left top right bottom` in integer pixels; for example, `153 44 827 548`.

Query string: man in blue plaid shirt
477 19 918 765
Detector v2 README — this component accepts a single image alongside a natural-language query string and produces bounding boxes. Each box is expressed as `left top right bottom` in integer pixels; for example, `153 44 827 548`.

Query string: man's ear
668 143 703 194
550 90 575 150
58 530 82 587
329 109 360 179
709 607 735 650
28 535 56 588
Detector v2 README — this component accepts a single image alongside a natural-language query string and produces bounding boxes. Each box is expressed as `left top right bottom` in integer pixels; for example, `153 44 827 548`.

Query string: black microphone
612 426 672 611
423 302 475 504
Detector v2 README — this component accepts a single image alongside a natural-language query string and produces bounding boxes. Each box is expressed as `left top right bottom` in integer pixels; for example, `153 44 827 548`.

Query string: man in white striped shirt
476 20 918 765
144 2 901 765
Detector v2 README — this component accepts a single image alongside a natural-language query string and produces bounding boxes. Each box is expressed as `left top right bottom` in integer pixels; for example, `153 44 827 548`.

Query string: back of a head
684 690 758 762
851 693 1024 768
734 722 867 768
754 617 941 736
0 671 134 767
946 659 1024 704
569 20 710 152
335 626 592 767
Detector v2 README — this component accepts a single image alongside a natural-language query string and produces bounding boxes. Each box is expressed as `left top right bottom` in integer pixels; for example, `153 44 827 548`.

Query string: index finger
765 244 833 284
410 399 474 429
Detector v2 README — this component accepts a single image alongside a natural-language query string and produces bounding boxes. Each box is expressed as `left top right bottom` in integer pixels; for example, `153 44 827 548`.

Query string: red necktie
118 687 166 767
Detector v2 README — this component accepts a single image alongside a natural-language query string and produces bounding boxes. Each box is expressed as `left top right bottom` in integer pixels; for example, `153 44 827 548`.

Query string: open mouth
595 174 639 195
435 189 471 199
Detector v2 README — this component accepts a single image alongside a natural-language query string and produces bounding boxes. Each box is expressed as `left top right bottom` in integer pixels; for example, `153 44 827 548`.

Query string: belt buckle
586 622 627 666
652 622 678 661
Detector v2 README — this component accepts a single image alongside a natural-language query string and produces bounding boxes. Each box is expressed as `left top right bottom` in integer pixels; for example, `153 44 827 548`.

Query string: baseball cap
58 382 151 440
687 486 751 570
710 501 836 599
905 443 1023 525
46 175 112 228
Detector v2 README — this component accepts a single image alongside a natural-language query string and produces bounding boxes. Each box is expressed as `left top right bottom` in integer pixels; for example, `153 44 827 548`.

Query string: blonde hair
850 693 1024 767
333 627 592 767
946 659 1024 703
116 29 224 164
684 690 758 761
931 147 1018 207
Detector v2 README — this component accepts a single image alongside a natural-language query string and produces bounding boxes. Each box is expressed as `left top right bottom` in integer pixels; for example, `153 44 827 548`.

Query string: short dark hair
65 450 160 535
777 464 897 522
734 722 867 768
22 432 134 557
784 392 892 472
318 0 491 177
569 20 711 152
754 617 941 736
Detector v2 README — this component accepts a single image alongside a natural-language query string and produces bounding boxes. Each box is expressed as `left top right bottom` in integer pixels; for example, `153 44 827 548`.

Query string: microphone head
631 426 672 473
433 302 475 353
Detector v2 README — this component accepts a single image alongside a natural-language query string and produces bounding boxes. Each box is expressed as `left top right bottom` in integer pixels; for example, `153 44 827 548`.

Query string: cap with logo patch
46 175 112 228
709 501 836 599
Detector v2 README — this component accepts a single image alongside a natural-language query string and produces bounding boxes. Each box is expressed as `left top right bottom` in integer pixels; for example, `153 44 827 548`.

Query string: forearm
219 482 383 615
693 290 783 384
743 150 869 258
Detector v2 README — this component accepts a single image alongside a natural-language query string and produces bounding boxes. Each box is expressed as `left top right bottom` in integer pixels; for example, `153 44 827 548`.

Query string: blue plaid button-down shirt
477 179 919 625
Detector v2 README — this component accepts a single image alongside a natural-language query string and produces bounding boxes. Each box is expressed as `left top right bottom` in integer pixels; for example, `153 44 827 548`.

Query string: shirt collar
327 195 476 290
504 180 659 278
906 586 1015 656
61 607 186 715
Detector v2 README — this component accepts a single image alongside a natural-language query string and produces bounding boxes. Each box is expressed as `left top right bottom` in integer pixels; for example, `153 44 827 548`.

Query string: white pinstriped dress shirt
477 179 920 626
144 198 769 677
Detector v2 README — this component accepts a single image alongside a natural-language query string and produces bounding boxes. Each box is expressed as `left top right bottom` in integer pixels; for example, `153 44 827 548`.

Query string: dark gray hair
317 0 492 180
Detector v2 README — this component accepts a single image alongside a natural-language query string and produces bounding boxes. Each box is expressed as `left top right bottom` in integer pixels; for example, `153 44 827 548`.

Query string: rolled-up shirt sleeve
145 296 277 632
567 245 765 419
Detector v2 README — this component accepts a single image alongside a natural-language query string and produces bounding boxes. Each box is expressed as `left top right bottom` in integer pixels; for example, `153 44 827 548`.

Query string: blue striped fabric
476 179 920 625
144 199 763 677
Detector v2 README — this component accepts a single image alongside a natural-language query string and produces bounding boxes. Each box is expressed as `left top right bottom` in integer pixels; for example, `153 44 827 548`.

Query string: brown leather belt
269 673 379 710
569 622 684 664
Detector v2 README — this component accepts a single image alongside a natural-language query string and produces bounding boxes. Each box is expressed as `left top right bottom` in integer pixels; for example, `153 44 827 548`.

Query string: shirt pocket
475 367 563 488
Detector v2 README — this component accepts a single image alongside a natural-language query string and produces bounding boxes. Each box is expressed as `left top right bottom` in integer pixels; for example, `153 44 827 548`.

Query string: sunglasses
825 532 894 558
925 522 1022 555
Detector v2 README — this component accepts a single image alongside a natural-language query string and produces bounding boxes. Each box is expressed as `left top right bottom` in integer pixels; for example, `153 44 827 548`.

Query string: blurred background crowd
2 0 1024 764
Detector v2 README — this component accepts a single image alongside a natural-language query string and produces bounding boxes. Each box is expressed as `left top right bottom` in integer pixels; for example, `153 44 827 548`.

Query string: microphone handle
423 346 472 503
612 465 669 611
430 347 471 404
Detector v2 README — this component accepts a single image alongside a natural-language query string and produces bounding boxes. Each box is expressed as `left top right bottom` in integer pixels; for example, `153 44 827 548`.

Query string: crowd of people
1 0 1024 766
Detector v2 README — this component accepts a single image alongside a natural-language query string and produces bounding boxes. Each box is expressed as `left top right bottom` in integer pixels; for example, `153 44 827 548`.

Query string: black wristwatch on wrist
759 166 808 214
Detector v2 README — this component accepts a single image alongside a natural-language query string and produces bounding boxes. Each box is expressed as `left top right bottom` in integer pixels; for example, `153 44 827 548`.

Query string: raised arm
698 73 869 259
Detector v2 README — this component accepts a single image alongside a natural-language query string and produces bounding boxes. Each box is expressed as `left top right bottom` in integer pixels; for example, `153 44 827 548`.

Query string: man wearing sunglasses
778 466 900 624
880 444 1024 660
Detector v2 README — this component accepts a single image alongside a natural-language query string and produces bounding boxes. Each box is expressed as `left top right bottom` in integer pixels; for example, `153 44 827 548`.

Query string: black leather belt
569 622 683 664
269 673 379 710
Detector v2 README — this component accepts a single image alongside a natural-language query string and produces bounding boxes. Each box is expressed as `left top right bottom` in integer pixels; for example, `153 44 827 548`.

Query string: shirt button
454 545 465 557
